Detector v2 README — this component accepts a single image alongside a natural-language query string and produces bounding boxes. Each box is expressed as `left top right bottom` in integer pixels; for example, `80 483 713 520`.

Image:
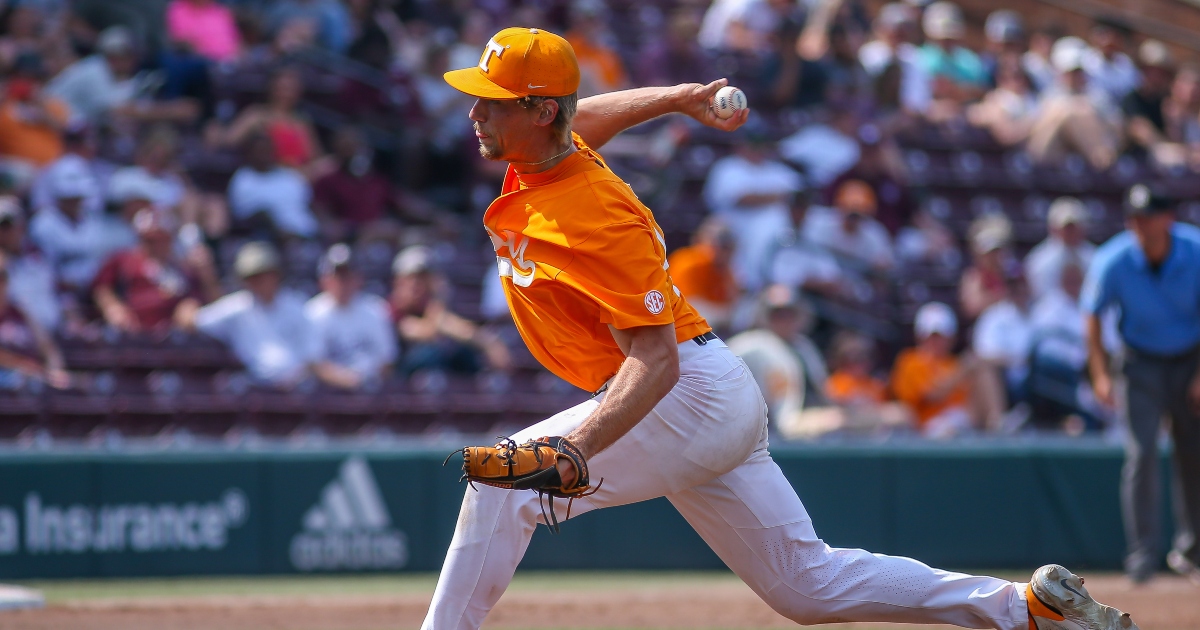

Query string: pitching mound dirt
3 574 1197 629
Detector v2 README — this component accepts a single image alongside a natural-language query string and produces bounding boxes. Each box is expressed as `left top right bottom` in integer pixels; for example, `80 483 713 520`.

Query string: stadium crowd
0 0 1196 443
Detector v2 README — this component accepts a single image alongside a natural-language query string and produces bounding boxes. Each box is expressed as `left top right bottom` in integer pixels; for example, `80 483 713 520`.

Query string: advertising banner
0 445 1158 578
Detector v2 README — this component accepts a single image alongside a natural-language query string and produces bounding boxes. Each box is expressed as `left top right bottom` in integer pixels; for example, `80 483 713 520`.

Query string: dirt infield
3 572 1198 630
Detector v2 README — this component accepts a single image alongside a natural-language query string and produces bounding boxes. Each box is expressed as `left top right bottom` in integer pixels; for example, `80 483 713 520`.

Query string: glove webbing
536 477 603 534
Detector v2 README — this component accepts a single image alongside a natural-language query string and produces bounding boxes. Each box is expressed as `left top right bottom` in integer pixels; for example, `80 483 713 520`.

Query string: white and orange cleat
1027 564 1138 630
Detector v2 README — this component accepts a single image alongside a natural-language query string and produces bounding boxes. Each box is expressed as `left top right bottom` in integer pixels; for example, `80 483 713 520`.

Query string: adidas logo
288 456 409 571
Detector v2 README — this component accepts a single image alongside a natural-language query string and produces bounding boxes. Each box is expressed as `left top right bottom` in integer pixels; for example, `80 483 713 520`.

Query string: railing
1033 0 1200 52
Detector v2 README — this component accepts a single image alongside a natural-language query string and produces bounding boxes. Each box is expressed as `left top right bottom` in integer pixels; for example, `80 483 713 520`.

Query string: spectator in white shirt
778 110 861 187
1082 18 1139 102
1030 261 1087 342
803 179 894 271
0 197 59 332
29 158 134 292
1027 36 1124 171
1028 261 1115 389
859 3 918 77
45 26 141 123
1024 197 1097 299
973 275 1035 410
305 244 397 390
193 241 319 388
702 128 803 290
30 126 109 218
697 0 790 54
769 194 843 298
728 285 829 432
858 3 929 114
227 133 318 239
1026 261 1109 429
111 125 227 238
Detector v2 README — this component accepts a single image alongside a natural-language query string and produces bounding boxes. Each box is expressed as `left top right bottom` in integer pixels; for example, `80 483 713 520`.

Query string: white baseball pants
422 340 1030 630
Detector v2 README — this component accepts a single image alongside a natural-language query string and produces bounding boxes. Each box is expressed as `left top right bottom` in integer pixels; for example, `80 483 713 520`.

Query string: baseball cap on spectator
877 3 914 30
971 224 1009 255
914 302 958 339
108 168 162 204
50 160 96 200
969 226 1008 254
443 27 580 99
923 2 965 41
1124 183 1174 216
1137 39 1174 70
1051 37 1088 73
132 208 176 238
97 26 135 56
1047 197 1088 229
319 243 355 276
834 180 878 216
393 245 433 277
0 197 22 226
234 241 281 279
764 284 799 309
985 10 1024 44
761 284 814 327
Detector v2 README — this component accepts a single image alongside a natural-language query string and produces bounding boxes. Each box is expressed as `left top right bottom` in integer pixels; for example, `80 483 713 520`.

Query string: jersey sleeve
557 219 676 330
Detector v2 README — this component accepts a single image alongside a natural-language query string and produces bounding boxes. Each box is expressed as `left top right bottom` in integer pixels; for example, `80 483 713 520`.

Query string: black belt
592 332 720 397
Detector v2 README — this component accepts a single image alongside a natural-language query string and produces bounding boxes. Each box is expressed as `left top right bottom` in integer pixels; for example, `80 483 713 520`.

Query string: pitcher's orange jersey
484 133 710 392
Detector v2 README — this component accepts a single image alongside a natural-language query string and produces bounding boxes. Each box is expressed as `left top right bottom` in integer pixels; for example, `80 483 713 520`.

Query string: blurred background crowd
0 0 1198 446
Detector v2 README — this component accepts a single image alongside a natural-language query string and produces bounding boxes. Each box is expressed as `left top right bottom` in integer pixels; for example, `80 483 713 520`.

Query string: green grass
20 570 748 604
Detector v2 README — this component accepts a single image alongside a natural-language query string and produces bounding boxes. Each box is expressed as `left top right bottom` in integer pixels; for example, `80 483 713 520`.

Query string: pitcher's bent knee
452 484 545 545
758 585 834 626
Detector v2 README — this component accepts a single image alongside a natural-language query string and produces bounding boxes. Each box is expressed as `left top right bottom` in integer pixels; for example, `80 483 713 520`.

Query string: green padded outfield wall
0 442 1173 578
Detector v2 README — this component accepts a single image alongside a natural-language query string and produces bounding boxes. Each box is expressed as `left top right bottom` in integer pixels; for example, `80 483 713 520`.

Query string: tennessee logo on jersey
486 227 536 288
480 133 710 392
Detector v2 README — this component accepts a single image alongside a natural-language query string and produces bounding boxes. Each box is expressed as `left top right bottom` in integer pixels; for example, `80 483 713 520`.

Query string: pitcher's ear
535 99 560 128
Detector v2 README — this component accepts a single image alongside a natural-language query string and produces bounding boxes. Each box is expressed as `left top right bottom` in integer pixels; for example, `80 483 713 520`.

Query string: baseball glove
447 436 600 532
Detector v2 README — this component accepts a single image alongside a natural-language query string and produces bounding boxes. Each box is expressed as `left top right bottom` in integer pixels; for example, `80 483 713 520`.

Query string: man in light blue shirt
1082 183 1200 583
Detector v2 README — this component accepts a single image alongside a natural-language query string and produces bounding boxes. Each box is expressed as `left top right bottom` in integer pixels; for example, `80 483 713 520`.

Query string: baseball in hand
712 86 748 120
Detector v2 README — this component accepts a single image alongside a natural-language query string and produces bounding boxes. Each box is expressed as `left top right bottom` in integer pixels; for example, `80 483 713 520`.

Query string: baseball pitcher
423 27 1137 630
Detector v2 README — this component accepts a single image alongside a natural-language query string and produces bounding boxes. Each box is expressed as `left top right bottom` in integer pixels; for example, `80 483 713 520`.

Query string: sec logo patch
644 290 665 314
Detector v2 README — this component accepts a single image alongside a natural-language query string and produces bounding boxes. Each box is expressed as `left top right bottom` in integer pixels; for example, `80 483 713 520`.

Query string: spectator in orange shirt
889 302 978 438
826 331 887 406
566 0 631 97
0 53 68 186
666 218 738 330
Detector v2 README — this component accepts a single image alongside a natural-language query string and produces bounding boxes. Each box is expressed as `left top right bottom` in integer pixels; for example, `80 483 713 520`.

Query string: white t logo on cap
479 39 505 73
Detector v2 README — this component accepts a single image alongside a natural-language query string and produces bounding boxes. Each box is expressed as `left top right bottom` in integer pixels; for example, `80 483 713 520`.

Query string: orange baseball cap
443 27 580 99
